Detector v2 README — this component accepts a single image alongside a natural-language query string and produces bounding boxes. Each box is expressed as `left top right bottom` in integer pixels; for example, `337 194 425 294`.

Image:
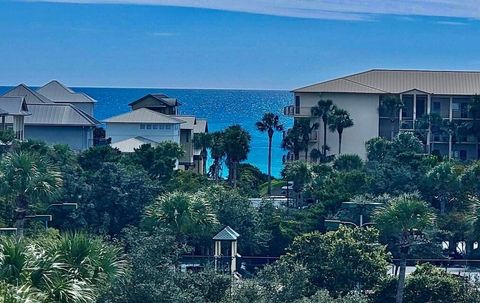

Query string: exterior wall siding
106 122 181 145
25 125 93 151
296 92 380 159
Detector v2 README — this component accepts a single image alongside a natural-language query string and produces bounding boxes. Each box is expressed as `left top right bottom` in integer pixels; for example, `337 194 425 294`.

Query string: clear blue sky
1 0 480 89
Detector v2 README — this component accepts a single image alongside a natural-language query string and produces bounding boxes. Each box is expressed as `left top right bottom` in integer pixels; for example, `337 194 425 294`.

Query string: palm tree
193 132 212 175
328 107 354 154
0 233 127 303
414 113 443 154
295 118 319 161
374 194 436 303
281 124 304 161
256 113 284 195
223 125 251 188
0 152 62 237
460 95 480 156
209 131 225 181
425 161 460 215
311 99 334 156
146 191 218 239
281 160 312 207
379 94 404 140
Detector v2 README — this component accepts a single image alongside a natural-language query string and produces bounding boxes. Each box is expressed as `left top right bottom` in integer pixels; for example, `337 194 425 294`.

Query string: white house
104 107 184 151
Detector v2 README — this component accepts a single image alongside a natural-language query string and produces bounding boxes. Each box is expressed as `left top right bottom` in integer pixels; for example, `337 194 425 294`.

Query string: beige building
285 69 480 161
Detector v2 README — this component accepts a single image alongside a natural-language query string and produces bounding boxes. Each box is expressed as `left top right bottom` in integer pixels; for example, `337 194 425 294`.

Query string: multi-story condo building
285 69 480 161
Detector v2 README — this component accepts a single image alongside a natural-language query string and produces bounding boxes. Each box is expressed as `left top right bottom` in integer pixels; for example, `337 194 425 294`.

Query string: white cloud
22 0 480 21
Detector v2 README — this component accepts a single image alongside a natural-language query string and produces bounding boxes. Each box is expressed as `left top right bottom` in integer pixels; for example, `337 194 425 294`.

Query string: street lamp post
341 201 383 227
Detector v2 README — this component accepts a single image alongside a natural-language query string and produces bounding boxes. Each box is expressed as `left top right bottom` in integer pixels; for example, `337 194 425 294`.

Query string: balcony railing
283 106 316 117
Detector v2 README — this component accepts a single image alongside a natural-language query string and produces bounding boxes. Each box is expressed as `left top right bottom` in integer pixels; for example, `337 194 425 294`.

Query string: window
159 124 164 129
186 132 190 142
140 124 145 129
153 124 158 129
416 95 426 117
460 150 467 161
433 102 441 112
166 125 171 130
146 124 152 129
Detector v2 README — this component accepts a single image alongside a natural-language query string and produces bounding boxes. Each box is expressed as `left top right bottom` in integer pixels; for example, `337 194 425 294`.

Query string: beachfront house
1 82 99 150
104 108 184 152
285 69 480 161
104 93 208 174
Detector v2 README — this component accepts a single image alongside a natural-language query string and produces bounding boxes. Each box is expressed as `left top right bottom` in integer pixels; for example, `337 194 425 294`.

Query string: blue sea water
0 86 293 177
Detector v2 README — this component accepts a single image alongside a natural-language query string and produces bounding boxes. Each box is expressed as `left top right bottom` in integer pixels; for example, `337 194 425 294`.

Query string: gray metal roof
2 84 53 104
0 97 30 116
37 80 96 104
294 69 480 95
104 108 185 124
176 116 196 130
3 103 100 126
213 226 240 241
129 94 180 107
194 119 208 134
111 136 158 153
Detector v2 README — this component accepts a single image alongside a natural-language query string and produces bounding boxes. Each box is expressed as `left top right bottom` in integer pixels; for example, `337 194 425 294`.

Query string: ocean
0 86 293 177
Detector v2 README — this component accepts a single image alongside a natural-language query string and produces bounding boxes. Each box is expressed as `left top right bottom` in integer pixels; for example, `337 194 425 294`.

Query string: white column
214 241 221 271
399 94 403 132
427 95 431 153
413 94 417 127
231 241 237 275
449 97 453 159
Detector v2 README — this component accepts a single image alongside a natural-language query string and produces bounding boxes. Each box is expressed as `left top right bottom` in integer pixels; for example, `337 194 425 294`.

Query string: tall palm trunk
232 161 238 188
391 118 396 141
202 149 207 175
267 134 272 195
323 120 327 156
338 131 343 154
396 252 407 303
14 194 27 238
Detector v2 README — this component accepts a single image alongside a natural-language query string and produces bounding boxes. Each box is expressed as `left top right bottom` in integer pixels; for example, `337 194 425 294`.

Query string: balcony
284 105 296 116
283 105 316 117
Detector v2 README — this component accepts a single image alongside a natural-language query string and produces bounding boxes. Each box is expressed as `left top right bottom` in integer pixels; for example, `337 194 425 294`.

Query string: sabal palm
208 132 225 181
193 133 212 175
379 94 404 140
0 152 62 237
0 233 126 303
374 194 435 303
328 107 354 154
281 127 303 161
296 118 319 161
256 113 284 195
223 125 251 188
146 191 218 238
415 113 443 153
311 99 333 156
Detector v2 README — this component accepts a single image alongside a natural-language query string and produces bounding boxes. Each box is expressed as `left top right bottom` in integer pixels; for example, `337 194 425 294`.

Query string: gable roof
0 97 30 116
111 136 158 153
129 94 180 107
213 226 240 241
37 80 96 104
2 84 53 104
176 116 196 130
294 69 480 95
194 119 208 134
20 103 99 126
103 108 185 124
